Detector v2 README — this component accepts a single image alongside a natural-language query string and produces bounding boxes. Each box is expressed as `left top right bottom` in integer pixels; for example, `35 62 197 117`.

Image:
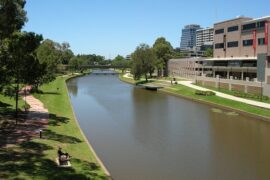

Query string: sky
23 0 270 59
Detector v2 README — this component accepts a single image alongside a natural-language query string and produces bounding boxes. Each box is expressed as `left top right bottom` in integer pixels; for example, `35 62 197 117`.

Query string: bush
195 90 215 96
233 91 269 101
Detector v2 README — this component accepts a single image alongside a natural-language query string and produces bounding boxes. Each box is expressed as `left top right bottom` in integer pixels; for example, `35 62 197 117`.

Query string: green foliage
233 91 269 101
195 90 216 96
131 44 157 81
36 39 61 83
0 0 27 39
111 55 130 72
153 37 173 77
204 48 213 57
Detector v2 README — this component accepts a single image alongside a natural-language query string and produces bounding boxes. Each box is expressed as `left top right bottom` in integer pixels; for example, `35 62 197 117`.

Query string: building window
215 43 224 49
228 60 241 67
242 23 256 31
257 21 265 28
227 41 238 48
228 26 239 32
243 39 253 46
215 29 224 34
258 38 265 45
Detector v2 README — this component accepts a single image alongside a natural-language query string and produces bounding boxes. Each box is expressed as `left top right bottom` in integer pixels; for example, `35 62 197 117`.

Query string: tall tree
3 31 43 122
153 37 173 77
0 0 27 89
0 0 27 40
36 39 61 83
131 44 156 81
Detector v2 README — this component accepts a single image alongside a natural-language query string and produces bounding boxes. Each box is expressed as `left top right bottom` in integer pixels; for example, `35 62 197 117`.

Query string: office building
180 24 201 49
169 16 270 96
196 27 214 50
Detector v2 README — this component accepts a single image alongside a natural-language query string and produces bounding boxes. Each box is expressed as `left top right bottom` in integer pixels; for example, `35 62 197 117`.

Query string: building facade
170 16 270 96
180 24 201 49
196 27 214 49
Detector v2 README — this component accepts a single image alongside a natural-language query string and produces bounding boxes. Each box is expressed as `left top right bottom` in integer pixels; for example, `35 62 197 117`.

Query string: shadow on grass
32 89 60 96
49 113 70 126
43 129 82 144
0 141 107 180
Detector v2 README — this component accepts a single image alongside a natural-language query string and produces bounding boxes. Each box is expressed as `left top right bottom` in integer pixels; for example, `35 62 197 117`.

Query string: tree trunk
163 60 168 77
145 73 148 82
15 82 19 125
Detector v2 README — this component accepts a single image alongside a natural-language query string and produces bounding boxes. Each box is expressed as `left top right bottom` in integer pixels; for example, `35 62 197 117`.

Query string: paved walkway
0 87 49 147
177 81 270 109
123 73 270 110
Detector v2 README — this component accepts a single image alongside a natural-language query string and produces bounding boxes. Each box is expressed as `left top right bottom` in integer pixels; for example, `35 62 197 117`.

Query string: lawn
163 84 270 118
193 83 270 104
0 75 108 180
119 74 270 119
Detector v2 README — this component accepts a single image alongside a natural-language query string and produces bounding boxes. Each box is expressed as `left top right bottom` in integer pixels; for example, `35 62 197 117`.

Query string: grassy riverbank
120 74 270 120
0 73 108 179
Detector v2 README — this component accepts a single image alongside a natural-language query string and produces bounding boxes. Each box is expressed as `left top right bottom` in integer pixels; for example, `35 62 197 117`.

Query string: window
228 61 241 67
228 26 239 32
242 23 256 30
227 41 238 48
213 61 228 66
243 39 253 46
215 43 224 49
215 29 224 34
257 21 265 28
258 38 265 45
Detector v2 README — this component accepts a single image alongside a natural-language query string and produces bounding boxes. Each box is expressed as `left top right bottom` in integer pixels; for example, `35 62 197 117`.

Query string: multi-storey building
180 24 201 49
169 16 270 96
196 27 214 49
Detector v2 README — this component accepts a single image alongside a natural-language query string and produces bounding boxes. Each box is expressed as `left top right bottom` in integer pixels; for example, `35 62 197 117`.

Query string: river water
67 72 270 180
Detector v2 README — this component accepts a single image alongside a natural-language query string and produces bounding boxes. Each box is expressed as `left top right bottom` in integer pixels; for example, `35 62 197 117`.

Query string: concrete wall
196 76 264 95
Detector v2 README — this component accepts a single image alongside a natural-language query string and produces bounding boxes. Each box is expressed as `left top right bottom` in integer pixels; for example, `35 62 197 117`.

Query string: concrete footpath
177 81 270 110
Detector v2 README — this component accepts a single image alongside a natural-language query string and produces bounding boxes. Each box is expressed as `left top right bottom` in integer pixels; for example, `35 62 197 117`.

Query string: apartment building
180 24 201 49
196 27 214 49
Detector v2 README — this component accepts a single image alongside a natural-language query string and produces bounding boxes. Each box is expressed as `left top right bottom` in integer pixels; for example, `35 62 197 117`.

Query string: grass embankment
193 83 270 104
0 74 108 180
120 74 270 120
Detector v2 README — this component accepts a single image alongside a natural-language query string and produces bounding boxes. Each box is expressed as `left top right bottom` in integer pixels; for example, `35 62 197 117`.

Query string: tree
3 31 43 122
0 0 27 89
205 48 213 57
131 44 156 81
111 55 129 73
153 37 173 77
36 39 61 84
0 0 27 40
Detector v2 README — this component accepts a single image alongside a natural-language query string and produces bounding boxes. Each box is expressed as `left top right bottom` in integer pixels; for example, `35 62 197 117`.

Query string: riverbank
0 72 109 179
120 74 270 122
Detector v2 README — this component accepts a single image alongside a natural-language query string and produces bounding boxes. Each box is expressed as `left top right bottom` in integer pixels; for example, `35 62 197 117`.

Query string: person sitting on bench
58 147 71 165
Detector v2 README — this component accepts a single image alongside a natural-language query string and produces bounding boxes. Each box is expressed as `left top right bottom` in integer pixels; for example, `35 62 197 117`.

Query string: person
58 147 70 159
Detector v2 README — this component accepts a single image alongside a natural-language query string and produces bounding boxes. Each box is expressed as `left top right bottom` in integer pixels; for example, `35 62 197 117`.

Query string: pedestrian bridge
92 71 119 75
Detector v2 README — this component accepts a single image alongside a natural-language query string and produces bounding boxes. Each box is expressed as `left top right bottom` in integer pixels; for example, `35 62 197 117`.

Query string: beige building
196 27 214 48
169 16 270 96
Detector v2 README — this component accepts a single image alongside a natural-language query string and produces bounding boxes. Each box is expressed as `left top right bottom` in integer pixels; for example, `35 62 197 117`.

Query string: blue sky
23 0 270 59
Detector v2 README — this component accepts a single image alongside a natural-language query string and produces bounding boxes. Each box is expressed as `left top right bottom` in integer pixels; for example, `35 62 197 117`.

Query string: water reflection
67 73 270 180
67 78 78 97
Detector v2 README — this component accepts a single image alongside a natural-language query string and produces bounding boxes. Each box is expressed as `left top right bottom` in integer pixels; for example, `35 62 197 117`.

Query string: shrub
195 90 215 96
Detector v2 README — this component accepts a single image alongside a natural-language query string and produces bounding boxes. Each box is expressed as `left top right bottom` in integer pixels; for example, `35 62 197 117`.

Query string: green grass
0 75 108 180
163 84 270 118
193 83 270 104
120 74 270 119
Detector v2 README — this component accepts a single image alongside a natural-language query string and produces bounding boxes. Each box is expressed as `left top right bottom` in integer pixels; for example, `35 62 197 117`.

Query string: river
67 71 270 180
